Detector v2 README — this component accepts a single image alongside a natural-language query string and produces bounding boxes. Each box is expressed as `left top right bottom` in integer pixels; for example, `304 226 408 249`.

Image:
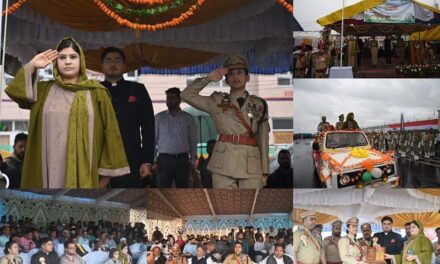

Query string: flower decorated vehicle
312 130 399 188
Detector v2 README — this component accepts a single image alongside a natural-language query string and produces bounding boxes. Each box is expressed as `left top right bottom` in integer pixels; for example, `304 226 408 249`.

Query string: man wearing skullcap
293 211 325 264
181 54 270 188
323 220 342 264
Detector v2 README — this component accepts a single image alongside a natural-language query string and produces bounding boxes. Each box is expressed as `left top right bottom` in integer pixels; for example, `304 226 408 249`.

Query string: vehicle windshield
325 132 369 149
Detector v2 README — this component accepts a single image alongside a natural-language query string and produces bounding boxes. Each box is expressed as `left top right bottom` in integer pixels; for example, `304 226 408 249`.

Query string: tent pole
199 115 202 158
0 0 7 118
340 0 345 67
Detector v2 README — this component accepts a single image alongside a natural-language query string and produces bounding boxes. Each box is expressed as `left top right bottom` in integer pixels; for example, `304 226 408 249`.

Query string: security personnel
338 217 366 264
312 49 329 78
181 54 269 189
293 211 324 264
396 36 405 64
223 242 252 264
323 220 342 264
294 50 309 78
399 132 408 157
378 132 386 153
370 36 379 67
317 116 330 132
335 115 344 130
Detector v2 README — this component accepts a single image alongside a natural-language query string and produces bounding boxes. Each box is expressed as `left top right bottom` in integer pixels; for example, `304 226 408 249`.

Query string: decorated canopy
0 189 293 237
316 0 440 36
409 25 440 40
293 189 440 228
4 0 294 74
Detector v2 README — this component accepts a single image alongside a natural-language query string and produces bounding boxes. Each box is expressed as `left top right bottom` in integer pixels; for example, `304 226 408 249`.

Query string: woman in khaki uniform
338 217 367 264
224 242 253 264
167 245 188 264
0 241 23 264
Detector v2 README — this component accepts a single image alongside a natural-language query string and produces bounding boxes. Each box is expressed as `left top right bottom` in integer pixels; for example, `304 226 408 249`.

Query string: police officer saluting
181 55 270 188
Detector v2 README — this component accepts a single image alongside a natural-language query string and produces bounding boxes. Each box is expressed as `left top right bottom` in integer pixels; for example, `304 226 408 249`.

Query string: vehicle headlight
339 175 350 185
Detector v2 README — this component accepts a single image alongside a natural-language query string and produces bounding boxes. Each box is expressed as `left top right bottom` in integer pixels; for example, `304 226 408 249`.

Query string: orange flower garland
127 0 172 4
94 0 205 31
2 0 26 16
277 0 293 13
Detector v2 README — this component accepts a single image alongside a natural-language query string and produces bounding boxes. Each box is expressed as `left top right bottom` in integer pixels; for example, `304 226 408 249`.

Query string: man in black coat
149 246 167 264
101 47 155 187
384 35 392 64
191 246 207 264
266 244 293 264
30 237 60 264
373 216 404 264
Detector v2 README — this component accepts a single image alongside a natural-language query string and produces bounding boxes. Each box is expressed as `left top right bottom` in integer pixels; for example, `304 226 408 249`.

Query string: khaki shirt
323 236 341 263
181 77 270 178
296 54 310 70
338 235 363 264
335 121 344 130
293 230 321 264
313 55 328 70
223 254 253 264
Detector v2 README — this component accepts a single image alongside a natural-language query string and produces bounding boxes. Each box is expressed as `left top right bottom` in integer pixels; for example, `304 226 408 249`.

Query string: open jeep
312 130 399 188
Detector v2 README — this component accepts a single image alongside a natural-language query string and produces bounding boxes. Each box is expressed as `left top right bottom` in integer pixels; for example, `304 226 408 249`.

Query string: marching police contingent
181 54 270 189
313 112 439 161
366 130 438 160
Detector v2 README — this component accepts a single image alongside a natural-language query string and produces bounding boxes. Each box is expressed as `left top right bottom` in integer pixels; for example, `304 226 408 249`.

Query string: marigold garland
127 0 173 4
104 0 187 18
2 0 26 16
350 148 369 159
277 0 293 13
94 0 205 31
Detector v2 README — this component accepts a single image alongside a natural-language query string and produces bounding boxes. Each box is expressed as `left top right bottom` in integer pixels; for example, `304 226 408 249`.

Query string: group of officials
317 114 360 132
293 211 438 264
101 48 270 189
4 45 271 189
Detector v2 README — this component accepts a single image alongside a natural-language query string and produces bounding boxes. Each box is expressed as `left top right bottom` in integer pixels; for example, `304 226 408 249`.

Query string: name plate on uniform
366 247 387 264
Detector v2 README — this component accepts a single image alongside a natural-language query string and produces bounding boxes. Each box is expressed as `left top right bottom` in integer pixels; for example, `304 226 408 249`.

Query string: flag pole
340 0 345 67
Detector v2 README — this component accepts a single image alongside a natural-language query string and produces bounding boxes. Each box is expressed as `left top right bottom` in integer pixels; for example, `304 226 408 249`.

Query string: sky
294 0 438 32
293 79 440 133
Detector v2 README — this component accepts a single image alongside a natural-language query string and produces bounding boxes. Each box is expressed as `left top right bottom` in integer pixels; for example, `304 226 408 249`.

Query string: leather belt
218 134 257 146
159 153 188 158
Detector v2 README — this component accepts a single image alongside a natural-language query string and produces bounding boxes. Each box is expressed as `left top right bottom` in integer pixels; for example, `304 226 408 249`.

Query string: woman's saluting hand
30 49 59 70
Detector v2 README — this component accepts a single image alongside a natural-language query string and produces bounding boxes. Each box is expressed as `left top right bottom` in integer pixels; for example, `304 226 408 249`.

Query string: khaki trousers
212 173 263 189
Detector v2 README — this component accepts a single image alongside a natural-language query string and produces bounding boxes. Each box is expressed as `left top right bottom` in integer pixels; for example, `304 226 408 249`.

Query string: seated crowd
0 216 293 264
